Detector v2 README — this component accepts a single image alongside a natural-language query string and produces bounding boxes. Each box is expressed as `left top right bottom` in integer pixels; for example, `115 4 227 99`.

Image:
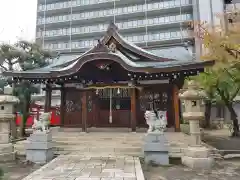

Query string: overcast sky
0 0 37 44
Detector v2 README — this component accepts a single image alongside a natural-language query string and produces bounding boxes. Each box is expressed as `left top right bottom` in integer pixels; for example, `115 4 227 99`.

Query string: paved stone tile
101 178 124 180
75 178 100 180
22 154 144 180
53 178 76 180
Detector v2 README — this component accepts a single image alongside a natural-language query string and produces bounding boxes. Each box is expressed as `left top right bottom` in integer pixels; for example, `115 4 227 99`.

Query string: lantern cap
0 95 19 104
179 80 206 100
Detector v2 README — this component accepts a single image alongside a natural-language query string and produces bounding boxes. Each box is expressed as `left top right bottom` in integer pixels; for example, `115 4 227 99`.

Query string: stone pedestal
181 119 214 169
0 144 15 162
0 116 17 161
0 116 16 161
49 126 60 133
0 89 19 162
182 146 214 169
143 132 169 165
0 117 16 162
25 131 54 164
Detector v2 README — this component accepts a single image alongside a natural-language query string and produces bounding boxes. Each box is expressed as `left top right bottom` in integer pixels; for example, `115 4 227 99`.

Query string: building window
40 1 191 24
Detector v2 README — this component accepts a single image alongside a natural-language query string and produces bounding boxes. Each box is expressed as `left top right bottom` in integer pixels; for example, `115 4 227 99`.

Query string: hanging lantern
117 88 120 94
96 89 99 95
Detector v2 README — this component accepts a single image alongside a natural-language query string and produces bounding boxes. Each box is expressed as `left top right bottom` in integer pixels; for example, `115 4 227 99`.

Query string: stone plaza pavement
19 129 216 180
22 154 144 180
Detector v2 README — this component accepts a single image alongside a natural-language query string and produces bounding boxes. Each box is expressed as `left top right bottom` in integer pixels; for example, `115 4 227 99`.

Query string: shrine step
53 138 143 143
52 134 144 140
14 140 184 158
14 142 142 156
14 130 188 158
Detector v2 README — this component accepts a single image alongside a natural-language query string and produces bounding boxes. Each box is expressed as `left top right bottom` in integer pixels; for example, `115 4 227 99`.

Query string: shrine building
3 23 214 132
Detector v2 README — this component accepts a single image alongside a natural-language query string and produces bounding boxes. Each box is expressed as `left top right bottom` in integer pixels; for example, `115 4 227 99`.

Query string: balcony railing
38 0 190 12
37 0 192 25
43 29 190 50
37 14 192 38
38 0 115 11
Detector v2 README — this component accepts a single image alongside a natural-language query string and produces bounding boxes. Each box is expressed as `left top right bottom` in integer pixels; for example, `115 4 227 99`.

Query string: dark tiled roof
2 22 214 78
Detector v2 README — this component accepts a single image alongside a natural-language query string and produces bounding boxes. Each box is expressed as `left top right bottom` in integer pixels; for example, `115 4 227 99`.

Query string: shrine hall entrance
94 88 131 127
63 86 174 128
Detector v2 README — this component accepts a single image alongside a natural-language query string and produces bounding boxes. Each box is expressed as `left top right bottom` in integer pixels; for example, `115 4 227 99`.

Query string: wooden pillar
37 106 40 120
131 88 137 132
81 91 87 132
173 84 180 132
44 84 52 112
60 85 66 126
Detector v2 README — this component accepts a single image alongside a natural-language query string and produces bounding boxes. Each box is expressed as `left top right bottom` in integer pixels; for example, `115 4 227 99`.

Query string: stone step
53 133 143 136
16 148 183 158
53 137 143 140
15 144 142 152
55 141 142 146
14 142 183 158
15 141 141 148
14 140 184 150
52 136 143 141
15 147 142 156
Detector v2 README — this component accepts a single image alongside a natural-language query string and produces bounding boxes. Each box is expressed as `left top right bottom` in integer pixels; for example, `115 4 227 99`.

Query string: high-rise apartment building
35 0 233 68
36 0 194 64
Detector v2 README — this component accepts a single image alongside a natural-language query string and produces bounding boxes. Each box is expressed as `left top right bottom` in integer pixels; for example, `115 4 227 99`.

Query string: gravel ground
203 135 240 152
0 157 43 180
143 159 240 180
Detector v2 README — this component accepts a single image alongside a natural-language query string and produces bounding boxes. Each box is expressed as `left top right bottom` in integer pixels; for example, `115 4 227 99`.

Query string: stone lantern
179 80 214 169
0 86 19 161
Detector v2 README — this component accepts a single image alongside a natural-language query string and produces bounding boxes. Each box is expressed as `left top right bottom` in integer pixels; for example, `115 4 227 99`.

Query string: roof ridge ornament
107 21 118 32
108 42 116 53
91 39 110 53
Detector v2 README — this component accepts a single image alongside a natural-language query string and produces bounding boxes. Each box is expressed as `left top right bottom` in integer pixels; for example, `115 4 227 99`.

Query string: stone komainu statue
144 110 167 133
32 112 51 132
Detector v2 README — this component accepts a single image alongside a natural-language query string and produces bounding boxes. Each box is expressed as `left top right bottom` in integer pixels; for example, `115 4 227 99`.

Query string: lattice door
138 90 170 127
64 90 82 127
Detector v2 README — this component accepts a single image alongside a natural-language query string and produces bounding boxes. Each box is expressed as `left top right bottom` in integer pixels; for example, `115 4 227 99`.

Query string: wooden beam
44 84 52 112
81 91 87 132
42 87 61 91
60 86 66 126
173 84 180 132
131 88 137 132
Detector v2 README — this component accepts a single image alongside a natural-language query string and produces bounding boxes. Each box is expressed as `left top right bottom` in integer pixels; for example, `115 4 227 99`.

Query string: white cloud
0 0 37 44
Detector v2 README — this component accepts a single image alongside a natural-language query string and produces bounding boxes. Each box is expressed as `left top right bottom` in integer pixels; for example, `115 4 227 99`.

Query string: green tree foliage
190 11 240 136
0 78 7 93
0 40 57 137
0 167 3 180
191 70 218 128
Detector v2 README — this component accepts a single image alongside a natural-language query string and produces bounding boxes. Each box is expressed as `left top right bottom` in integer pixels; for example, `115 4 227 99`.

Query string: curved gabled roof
3 22 214 80
101 22 177 62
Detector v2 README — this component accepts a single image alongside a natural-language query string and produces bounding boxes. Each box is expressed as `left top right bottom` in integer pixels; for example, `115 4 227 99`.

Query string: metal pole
145 0 148 47
180 0 183 43
43 0 46 49
114 0 116 23
70 0 73 52
109 88 112 124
